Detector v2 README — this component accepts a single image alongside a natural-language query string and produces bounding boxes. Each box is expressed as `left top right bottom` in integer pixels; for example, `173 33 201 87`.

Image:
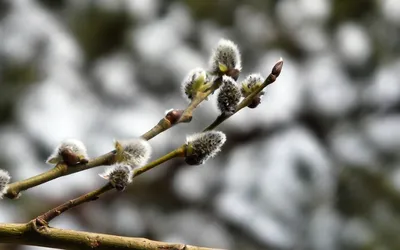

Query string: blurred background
0 0 400 249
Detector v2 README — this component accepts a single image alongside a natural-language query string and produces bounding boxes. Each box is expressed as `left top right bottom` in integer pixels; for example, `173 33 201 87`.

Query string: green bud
181 68 212 101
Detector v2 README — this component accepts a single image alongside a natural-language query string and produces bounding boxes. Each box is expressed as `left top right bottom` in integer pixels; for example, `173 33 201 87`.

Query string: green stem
4 165 66 199
4 151 117 199
203 114 230 131
133 146 185 177
141 118 172 140
179 78 223 123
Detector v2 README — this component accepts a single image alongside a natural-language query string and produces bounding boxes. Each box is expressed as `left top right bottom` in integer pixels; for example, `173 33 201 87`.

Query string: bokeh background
1 0 400 249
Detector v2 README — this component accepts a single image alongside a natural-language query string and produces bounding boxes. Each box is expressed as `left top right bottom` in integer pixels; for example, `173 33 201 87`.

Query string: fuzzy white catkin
185 131 227 165
209 39 242 74
217 75 242 115
99 164 133 191
115 138 151 167
0 169 11 199
46 138 88 164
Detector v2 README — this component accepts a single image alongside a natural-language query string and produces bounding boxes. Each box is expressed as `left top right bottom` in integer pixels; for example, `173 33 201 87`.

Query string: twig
133 146 185 177
203 59 283 131
4 151 117 199
0 223 224 250
34 146 185 224
178 77 223 123
141 117 173 140
36 183 114 226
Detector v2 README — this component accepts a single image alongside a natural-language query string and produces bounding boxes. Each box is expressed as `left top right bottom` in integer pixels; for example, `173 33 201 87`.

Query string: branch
0 39 283 250
4 59 277 199
5 60 283 199
35 146 186 225
36 183 114 226
5 151 116 199
4 83 218 199
178 77 223 123
203 58 283 131
0 223 224 250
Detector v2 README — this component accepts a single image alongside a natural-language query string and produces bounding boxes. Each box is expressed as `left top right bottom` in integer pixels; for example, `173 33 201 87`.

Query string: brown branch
0 223 224 250
36 183 114 226
34 146 186 225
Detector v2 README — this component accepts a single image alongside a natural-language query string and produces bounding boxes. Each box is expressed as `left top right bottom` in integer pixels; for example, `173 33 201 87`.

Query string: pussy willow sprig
0 38 283 250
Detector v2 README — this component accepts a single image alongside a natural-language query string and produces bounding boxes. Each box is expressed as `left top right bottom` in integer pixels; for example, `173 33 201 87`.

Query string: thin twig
178 77 223 123
203 59 283 131
34 147 185 224
36 183 114 226
133 146 185 177
4 151 117 199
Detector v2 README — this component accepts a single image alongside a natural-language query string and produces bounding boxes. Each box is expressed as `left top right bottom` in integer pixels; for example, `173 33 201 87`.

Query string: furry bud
181 68 212 101
99 164 133 191
209 39 242 76
240 73 266 109
217 76 241 115
185 131 226 165
46 139 89 165
0 169 11 199
114 138 151 167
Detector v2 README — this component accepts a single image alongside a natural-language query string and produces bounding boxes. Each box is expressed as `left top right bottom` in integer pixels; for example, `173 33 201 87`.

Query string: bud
209 39 242 76
181 68 212 101
46 139 89 165
217 76 241 115
0 169 11 199
165 109 184 125
272 57 283 77
99 164 133 191
185 131 226 165
114 138 151 167
240 73 266 109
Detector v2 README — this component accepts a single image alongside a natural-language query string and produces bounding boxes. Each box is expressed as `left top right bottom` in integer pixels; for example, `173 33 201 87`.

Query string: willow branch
4 151 117 199
4 61 279 199
203 59 283 131
34 146 185 225
0 223 224 250
4 83 216 199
